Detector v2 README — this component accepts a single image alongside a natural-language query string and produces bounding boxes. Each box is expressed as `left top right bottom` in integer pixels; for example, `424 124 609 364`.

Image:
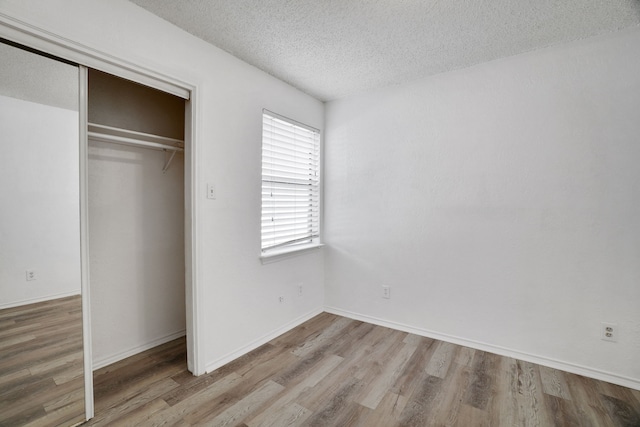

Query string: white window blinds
261 111 320 252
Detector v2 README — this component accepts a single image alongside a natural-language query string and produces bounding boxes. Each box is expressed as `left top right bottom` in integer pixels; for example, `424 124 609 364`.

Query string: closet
87 70 187 371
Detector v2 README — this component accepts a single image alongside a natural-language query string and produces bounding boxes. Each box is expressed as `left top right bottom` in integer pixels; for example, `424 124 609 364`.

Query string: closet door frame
0 13 204 421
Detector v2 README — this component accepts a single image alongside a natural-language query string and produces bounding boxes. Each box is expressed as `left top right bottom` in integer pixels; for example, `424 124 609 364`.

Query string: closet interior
87 70 187 374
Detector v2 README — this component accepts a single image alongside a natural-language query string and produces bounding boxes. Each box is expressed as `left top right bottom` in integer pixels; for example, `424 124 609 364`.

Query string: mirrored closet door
0 40 85 426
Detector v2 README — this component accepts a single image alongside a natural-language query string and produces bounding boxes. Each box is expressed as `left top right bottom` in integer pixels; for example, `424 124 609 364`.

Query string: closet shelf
87 123 184 172
88 123 184 152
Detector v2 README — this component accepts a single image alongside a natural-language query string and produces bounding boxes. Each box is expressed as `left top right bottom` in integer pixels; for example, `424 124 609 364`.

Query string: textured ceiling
129 0 640 101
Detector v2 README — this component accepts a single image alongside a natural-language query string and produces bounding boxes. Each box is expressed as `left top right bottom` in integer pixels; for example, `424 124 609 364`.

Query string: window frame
260 109 322 259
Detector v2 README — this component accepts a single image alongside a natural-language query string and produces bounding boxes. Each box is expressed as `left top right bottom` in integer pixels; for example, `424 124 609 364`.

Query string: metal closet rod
87 123 184 152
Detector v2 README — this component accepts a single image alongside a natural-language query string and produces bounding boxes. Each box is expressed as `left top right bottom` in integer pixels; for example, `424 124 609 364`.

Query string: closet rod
88 132 184 152
87 123 184 152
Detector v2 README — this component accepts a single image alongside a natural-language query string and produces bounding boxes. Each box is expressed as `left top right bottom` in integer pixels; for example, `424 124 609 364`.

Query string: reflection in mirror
0 40 85 426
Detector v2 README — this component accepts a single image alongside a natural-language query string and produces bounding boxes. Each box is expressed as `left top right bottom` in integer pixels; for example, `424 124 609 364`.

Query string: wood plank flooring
85 313 640 427
0 295 85 427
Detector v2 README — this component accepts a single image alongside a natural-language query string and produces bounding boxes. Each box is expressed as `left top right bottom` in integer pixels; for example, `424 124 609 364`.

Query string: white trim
0 291 80 311
185 88 204 375
0 13 189 99
205 308 323 374
324 306 640 392
260 243 324 264
78 65 94 421
92 330 187 371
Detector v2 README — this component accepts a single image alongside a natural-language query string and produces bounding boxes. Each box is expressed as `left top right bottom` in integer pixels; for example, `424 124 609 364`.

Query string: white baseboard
205 307 324 374
92 330 186 371
324 306 640 391
0 291 81 310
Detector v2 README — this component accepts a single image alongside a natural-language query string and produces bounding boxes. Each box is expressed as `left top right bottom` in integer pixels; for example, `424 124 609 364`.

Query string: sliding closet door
0 41 85 425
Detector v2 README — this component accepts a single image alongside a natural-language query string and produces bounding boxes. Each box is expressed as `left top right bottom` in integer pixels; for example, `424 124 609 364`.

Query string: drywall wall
88 141 185 367
88 71 186 368
0 0 324 371
0 42 80 308
324 28 640 388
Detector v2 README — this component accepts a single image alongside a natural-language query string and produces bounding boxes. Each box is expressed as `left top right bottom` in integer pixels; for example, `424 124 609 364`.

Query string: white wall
0 96 81 308
88 140 185 367
0 42 80 308
0 0 325 371
324 29 640 388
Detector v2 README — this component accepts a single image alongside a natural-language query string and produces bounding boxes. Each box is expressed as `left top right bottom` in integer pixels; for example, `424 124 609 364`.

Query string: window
261 110 320 254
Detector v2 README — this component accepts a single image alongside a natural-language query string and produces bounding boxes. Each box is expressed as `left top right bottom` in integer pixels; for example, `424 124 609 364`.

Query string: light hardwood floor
0 295 85 427
86 312 640 426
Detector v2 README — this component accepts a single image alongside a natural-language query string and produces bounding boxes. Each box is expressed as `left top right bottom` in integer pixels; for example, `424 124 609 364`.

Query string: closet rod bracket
163 150 177 173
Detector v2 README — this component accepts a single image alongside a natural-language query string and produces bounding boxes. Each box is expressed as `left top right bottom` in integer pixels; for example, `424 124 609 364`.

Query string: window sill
260 243 324 264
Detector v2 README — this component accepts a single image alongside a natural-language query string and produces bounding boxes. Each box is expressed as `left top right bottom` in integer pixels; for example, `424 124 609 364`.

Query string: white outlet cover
382 286 391 299
601 322 618 342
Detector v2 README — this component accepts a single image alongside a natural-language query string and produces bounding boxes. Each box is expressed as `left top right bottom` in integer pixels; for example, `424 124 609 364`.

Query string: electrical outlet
279 296 284 303
25 270 36 281
382 286 391 299
601 322 617 342
297 284 303 297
